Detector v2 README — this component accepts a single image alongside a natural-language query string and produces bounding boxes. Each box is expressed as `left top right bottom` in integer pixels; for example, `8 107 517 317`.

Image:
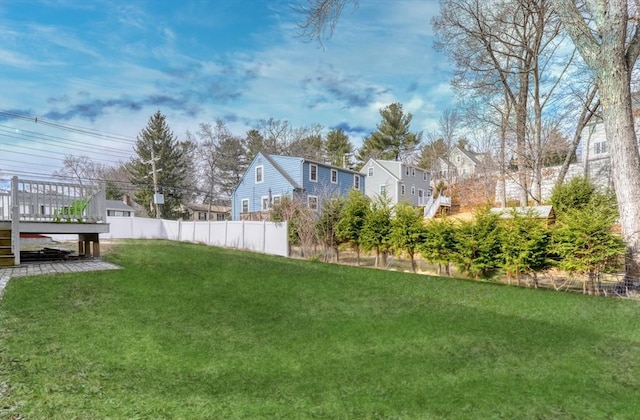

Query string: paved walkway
0 259 122 299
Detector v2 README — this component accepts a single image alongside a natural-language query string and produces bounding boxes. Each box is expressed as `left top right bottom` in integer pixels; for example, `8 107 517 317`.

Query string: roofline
364 158 400 182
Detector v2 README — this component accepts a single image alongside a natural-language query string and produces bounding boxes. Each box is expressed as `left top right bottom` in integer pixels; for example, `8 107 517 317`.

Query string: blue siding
301 162 364 197
232 153 365 219
232 153 296 220
271 155 303 183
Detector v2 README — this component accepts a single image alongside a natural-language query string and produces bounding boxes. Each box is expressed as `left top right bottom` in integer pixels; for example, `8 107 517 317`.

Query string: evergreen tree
245 129 265 162
360 193 393 268
551 202 626 294
358 102 422 163
416 138 449 171
325 128 354 168
129 111 190 220
451 207 502 279
550 176 596 214
336 190 370 265
499 209 551 285
389 202 427 273
420 217 456 276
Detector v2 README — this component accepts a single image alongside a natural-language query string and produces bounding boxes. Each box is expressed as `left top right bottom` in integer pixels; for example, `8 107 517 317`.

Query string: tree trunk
599 80 640 278
556 89 599 188
516 74 530 207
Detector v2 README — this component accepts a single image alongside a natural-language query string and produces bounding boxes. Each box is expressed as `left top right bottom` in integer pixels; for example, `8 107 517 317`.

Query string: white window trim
353 174 360 190
241 198 249 213
411 168 416 177
400 184 405 195
368 167 374 176
331 169 338 184
379 184 386 194
255 165 264 184
308 195 319 210
411 186 416 195
309 163 318 182
273 195 282 206
261 196 270 211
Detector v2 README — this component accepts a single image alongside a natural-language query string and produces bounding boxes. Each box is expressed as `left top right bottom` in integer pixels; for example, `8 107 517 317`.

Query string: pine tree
336 190 370 265
389 202 427 273
129 111 191 220
360 193 393 268
358 102 422 163
325 128 354 168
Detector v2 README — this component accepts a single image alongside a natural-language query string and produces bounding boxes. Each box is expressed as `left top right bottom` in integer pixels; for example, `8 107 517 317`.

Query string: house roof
490 205 555 219
183 203 231 213
106 200 134 211
263 153 303 190
455 146 483 165
364 158 400 181
365 158 428 180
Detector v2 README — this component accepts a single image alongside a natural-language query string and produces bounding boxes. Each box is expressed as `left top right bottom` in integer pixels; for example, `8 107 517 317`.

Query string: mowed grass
1 240 639 419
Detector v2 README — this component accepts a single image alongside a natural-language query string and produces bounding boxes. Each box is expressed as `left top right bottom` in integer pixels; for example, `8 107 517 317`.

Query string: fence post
11 176 20 265
263 220 267 253
224 221 228 248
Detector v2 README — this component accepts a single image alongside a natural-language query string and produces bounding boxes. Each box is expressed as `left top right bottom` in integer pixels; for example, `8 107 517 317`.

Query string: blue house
231 152 365 220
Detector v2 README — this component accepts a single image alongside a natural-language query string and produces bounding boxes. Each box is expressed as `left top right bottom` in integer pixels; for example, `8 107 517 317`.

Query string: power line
0 110 137 145
0 125 135 157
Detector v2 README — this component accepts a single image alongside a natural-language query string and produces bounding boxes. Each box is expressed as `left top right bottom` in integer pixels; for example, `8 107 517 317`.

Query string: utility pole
147 146 163 219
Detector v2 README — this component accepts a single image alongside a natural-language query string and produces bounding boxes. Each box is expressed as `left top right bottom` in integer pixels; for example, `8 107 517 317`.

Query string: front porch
0 176 110 266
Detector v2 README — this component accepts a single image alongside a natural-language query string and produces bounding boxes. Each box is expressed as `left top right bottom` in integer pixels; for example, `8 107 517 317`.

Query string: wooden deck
0 176 110 266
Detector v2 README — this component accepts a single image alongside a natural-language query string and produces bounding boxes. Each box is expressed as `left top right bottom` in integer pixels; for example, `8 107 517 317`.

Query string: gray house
362 159 432 206
106 199 135 217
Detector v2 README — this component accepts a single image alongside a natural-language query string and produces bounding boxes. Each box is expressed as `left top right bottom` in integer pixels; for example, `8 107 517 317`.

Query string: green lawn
1 240 639 419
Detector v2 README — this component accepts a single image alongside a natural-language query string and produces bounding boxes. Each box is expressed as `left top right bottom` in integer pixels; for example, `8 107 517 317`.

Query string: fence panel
101 217 288 257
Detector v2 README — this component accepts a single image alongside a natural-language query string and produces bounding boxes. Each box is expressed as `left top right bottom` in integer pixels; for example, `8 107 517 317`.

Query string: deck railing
424 194 452 219
0 176 106 223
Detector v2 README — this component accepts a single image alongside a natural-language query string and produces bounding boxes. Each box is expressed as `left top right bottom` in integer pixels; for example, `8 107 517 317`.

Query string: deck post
11 176 20 266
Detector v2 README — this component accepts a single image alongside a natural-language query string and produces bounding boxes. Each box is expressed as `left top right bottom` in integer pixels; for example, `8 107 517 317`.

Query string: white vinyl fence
51 217 289 257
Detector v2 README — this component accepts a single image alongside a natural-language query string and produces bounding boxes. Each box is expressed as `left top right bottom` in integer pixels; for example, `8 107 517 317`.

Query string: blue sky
0 0 454 180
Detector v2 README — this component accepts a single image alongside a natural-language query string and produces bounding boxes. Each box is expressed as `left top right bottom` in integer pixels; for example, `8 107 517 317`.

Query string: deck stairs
424 195 452 219
0 229 15 267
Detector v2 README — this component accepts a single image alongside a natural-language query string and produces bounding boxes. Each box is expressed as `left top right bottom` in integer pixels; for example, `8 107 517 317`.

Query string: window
331 169 338 184
595 141 608 154
368 167 374 176
255 166 264 183
273 195 281 206
379 184 386 195
400 184 405 195
308 195 318 210
198 211 207 221
261 196 270 211
107 210 131 217
241 199 249 213
405 166 410 176
411 186 416 195
411 168 416 177
216 213 226 221
309 163 318 182
423 172 427 181
353 175 360 190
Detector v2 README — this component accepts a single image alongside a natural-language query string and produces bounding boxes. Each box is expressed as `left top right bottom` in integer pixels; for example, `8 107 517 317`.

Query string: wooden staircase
0 229 15 267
